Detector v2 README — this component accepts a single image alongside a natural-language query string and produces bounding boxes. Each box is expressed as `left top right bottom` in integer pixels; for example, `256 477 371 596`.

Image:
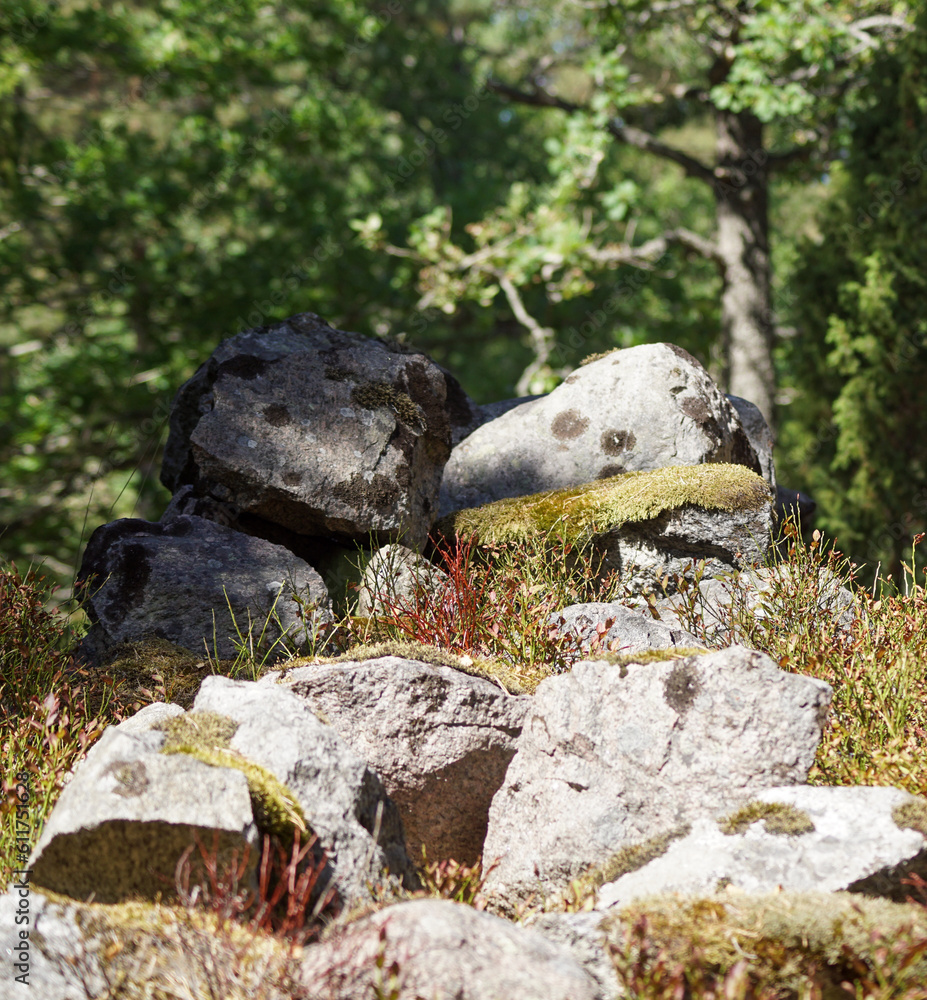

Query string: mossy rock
601 891 927 998
438 463 773 548
283 639 534 695
155 711 309 843
94 637 210 709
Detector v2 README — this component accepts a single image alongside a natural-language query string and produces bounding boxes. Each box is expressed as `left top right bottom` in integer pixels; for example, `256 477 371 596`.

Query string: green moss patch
287 639 532 695
719 801 815 837
568 826 691 908
602 892 927 996
438 464 773 547
96 638 209 709
893 797 927 837
593 647 710 669
155 712 309 842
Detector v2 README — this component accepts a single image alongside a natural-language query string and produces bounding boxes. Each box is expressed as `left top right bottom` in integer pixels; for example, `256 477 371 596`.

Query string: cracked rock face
161 312 478 548
481 645 832 909
439 343 760 517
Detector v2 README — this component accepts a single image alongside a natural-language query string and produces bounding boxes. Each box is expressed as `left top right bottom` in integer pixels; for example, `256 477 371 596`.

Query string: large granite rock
481 646 832 908
439 343 761 516
29 703 259 904
297 899 600 1000
441 463 775 596
268 655 532 865
595 785 927 909
161 312 476 548
193 675 418 902
76 514 330 664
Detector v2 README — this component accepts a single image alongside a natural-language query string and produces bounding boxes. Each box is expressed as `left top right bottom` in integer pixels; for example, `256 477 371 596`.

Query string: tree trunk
714 109 776 432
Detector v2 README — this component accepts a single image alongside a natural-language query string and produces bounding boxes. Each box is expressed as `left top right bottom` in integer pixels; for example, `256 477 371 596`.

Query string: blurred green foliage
0 0 922 592
780 5 927 583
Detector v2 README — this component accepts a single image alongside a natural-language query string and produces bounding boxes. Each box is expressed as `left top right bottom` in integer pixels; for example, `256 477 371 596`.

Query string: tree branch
487 79 717 185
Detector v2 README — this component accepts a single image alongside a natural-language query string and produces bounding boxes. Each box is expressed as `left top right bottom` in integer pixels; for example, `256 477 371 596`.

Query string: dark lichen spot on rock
107 759 149 798
551 409 590 440
262 404 292 427
601 429 636 456
351 382 423 429
216 355 269 381
282 470 302 487
597 464 627 479
678 394 712 425
665 343 704 369
332 473 402 512
564 374 579 384
664 661 701 713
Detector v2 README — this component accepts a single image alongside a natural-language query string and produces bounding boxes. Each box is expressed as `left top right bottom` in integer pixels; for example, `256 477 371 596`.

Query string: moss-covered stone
719 801 815 837
592 647 710 670
564 826 692 909
155 711 309 842
438 463 773 547
601 892 927 997
285 639 533 695
892 797 927 837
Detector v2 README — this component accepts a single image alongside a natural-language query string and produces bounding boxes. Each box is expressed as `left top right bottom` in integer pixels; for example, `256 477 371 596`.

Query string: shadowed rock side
161 312 478 548
76 514 330 664
439 342 761 517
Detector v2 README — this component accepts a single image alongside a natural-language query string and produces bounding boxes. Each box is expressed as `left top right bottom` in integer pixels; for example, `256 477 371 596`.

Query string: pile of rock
11 312 919 1000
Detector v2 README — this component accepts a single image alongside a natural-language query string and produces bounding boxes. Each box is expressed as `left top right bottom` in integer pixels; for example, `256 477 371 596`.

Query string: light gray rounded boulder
439 343 761 516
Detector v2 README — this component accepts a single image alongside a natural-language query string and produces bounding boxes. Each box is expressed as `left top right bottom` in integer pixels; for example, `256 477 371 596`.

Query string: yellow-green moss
601 892 927 996
285 639 533 695
97 638 208 709
439 464 773 547
155 712 309 842
893 797 927 837
719 801 815 837
568 826 691 908
40 894 296 1000
593 647 710 669
579 349 617 366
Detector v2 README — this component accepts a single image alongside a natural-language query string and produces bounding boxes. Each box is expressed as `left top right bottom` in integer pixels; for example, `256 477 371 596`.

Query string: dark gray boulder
161 312 477 548
76 515 330 664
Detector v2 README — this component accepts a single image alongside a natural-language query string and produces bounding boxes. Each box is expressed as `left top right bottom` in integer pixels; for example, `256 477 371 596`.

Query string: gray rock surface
726 394 775 489
161 312 473 547
29 704 258 904
596 786 927 909
268 656 531 864
527 911 619 1000
297 898 599 1000
481 646 832 908
597 497 774 594
76 514 330 664
193 675 418 901
356 543 449 618
0 891 106 999
549 603 701 664
439 343 760 516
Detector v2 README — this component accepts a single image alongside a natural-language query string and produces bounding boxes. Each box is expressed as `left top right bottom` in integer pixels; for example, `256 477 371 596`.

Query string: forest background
2 0 925 599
